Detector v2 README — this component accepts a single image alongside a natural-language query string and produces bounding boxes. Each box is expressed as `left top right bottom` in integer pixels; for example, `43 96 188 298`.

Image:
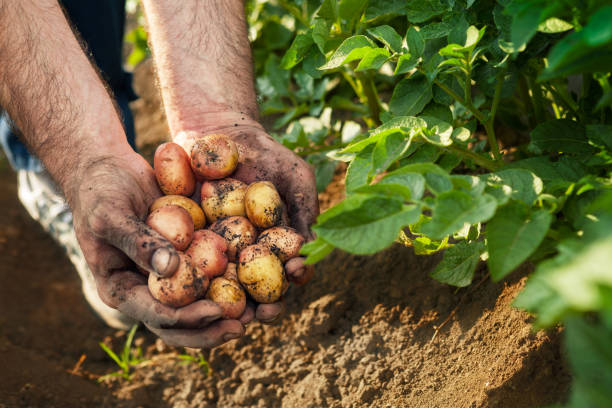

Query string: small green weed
98 324 145 381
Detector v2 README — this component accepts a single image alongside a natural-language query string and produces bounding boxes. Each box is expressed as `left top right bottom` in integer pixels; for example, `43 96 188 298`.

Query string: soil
0 61 571 408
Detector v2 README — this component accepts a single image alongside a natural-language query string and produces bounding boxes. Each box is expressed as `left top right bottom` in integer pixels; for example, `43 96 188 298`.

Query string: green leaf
431 240 485 287
394 53 418 75
421 191 498 239
355 47 391 71
484 169 543 206
281 34 315 69
406 26 425 57
537 17 573 33
367 25 403 53
317 0 338 22
529 119 596 155
371 132 412 175
405 0 450 24
313 194 421 254
318 35 376 69
345 145 374 191
312 18 331 53
487 202 552 281
341 116 427 153
364 0 407 20
379 169 426 200
420 116 453 146
339 0 369 23
301 237 335 264
308 155 338 193
389 76 433 116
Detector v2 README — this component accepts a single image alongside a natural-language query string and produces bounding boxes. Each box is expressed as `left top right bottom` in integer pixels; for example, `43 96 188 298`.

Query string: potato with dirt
185 230 228 280
237 244 285 303
150 195 206 229
200 178 247 222
244 181 283 228
209 216 257 261
154 142 196 196
146 205 194 251
148 252 208 308
206 276 246 319
190 134 239 180
257 226 304 263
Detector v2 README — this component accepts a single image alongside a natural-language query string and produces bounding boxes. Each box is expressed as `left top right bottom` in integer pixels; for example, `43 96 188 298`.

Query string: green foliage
177 352 210 375
98 324 144 381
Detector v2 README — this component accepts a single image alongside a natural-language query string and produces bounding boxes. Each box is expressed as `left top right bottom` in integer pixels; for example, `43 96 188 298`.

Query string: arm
141 0 319 297
0 0 243 347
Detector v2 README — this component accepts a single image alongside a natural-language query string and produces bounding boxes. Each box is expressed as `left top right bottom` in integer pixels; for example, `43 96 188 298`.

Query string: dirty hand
67 151 250 347
175 121 320 323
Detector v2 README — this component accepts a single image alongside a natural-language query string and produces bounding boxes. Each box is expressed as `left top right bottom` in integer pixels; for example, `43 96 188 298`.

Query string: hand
175 120 320 322
67 150 248 348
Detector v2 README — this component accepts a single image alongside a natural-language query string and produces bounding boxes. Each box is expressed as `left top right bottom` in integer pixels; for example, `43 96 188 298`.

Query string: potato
146 205 194 251
206 277 246 319
237 244 285 303
154 142 196 196
190 134 238 180
148 252 208 307
200 178 247 222
223 262 238 281
245 181 283 228
257 226 304 262
185 230 228 280
209 216 257 262
150 195 206 229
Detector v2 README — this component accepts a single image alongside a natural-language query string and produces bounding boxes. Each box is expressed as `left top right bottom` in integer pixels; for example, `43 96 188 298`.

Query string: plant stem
447 145 501 171
341 70 376 128
527 76 548 123
517 75 537 129
355 71 382 126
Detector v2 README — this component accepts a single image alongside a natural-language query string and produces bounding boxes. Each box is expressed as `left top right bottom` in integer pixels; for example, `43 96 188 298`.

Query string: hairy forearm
0 1 131 198
141 0 259 135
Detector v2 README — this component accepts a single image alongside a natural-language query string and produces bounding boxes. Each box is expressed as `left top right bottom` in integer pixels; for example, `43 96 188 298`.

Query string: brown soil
0 61 571 408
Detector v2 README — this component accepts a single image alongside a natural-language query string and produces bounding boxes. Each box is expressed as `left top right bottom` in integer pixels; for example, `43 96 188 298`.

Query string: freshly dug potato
190 134 238 180
206 277 246 319
210 216 257 262
146 205 194 251
185 230 228 280
257 226 304 262
237 244 285 303
244 181 283 228
154 142 196 196
200 178 247 222
223 262 238 281
148 252 208 307
150 195 206 229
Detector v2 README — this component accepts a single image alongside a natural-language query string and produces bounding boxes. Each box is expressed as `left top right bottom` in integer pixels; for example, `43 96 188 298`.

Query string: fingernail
151 248 171 275
223 332 242 342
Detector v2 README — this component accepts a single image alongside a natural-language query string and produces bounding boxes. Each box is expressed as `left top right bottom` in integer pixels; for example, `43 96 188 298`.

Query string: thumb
95 213 180 277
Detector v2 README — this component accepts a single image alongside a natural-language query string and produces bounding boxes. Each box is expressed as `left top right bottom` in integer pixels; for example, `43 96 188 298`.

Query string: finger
145 319 244 349
285 257 315 285
255 299 285 324
239 302 255 325
98 272 223 329
282 163 319 240
92 211 179 278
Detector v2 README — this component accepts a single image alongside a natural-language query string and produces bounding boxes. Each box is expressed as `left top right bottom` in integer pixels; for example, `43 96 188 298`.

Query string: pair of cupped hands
68 120 319 348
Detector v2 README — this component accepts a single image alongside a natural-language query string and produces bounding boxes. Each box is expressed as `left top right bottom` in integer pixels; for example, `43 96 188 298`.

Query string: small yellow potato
190 134 239 180
244 181 283 228
146 205 194 251
206 277 247 319
148 252 208 307
200 178 247 222
237 244 285 303
257 226 305 262
209 216 257 262
185 230 228 280
150 195 206 229
154 142 196 196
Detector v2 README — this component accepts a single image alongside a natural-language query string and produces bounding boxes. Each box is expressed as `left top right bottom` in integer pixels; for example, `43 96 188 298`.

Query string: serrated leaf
421 191 498 239
319 35 376 69
487 202 552 281
389 76 433 116
301 237 335 264
431 240 485 287
313 194 422 254
355 47 391 71
367 25 403 53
